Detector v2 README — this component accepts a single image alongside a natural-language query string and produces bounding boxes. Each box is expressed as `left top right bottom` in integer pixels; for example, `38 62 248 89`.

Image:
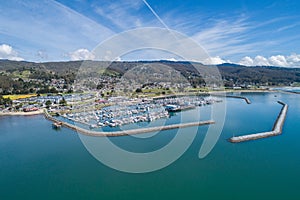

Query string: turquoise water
1 92 300 199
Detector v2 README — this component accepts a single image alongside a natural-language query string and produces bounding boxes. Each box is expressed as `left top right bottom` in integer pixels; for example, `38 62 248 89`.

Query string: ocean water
1 92 300 200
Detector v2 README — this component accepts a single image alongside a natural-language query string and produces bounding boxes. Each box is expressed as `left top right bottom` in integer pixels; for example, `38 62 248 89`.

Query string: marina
45 109 214 136
55 95 221 130
43 95 221 136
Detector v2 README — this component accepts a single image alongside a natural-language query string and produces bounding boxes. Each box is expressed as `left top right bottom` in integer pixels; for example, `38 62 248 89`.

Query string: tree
59 97 67 106
67 89 73 93
50 87 58 93
135 88 142 93
0 96 12 106
45 100 52 108
97 83 104 90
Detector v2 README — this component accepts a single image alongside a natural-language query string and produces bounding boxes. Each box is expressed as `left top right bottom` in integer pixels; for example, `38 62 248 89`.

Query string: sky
1 0 300 67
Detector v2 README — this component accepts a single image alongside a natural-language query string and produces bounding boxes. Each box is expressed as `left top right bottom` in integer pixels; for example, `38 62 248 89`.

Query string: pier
229 101 288 143
44 109 214 137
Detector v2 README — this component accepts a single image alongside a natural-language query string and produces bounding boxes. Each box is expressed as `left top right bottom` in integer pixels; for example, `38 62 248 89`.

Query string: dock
44 109 214 137
229 101 288 143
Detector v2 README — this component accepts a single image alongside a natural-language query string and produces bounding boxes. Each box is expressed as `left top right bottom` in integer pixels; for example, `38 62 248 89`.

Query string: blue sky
1 0 300 67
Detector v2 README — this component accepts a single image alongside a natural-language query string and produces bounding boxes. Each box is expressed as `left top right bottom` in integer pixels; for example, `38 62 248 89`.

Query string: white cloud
69 48 95 61
202 56 227 65
238 53 300 67
269 55 289 67
254 55 270 66
192 19 251 57
239 56 254 66
238 55 271 66
93 0 151 30
286 54 300 67
189 17 280 58
287 53 300 64
277 22 300 32
172 15 297 59
0 0 114 61
115 56 122 61
166 58 178 62
0 44 24 61
0 44 13 55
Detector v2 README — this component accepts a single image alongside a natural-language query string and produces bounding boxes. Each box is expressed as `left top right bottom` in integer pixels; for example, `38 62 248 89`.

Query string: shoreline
0 109 44 116
202 89 273 94
153 89 274 99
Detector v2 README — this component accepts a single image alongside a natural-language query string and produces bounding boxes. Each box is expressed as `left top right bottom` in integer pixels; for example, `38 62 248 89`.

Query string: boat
89 124 98 129
52 122 62 129
97 122 104 127
165 104 196 112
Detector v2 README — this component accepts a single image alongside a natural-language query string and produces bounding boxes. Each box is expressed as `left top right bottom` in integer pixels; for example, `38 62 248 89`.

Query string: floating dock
44 109 214 137
229 101 288 143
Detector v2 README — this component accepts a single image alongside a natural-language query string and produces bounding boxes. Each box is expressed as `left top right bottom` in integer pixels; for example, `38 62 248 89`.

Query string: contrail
142 0 184 46
142 0 170 30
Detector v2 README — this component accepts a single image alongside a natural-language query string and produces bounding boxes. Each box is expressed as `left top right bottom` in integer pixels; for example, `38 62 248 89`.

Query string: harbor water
1 92 300 200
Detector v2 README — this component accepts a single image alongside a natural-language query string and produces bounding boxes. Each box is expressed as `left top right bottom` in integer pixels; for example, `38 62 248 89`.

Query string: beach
0 109 44 116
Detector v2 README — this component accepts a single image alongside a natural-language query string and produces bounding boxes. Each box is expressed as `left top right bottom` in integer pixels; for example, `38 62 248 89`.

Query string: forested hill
1 59 300 86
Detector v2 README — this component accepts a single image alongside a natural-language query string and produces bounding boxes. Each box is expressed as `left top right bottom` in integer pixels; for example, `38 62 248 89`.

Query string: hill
1 59 300 95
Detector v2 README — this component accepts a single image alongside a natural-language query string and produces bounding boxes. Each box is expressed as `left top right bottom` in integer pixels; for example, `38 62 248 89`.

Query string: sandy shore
0 109 44 116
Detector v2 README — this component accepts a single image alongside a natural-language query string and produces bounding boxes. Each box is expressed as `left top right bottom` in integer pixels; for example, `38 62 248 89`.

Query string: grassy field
11 70 31 79
3 94 37 100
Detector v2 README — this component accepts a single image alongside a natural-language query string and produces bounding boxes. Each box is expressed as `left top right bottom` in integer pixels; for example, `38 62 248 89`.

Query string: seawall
211 94 251 104
229 101 288 143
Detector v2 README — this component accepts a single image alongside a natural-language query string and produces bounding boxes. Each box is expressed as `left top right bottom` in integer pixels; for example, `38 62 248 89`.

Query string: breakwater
44 109 214 137
279 90 300 95
211 94 251 104
227 95 251 104
229 101 288 143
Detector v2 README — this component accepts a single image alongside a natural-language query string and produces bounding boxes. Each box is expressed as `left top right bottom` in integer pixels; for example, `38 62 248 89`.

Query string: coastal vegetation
0 95 12 106
1 60 300 97
1 59 298 115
